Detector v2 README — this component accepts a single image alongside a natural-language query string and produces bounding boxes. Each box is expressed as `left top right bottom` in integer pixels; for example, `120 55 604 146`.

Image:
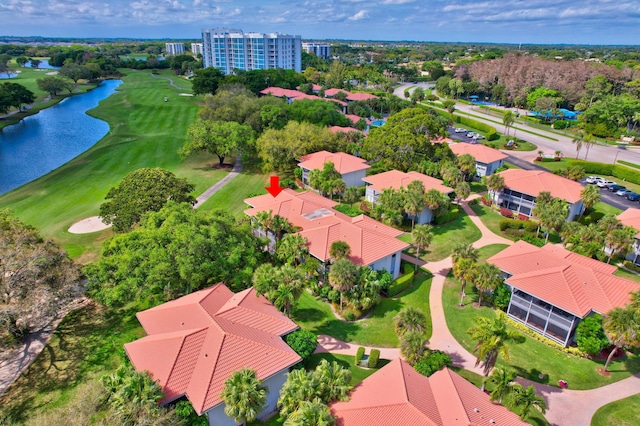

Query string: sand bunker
178 93 194 96
68 216 112 234
45 71 58 75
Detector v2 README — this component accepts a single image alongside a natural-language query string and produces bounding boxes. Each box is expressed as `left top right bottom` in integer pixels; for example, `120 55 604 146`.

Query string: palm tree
329 240 351 261
220 368 267 426
252 263 278 298
272 284 295 317
484 174 505 200
404 180 425 231
452 257 477 306
510 384 546 421
400 330 427 365
313 359 352 402
276 234 309 266
342 186 360 207
451 242 479 264
583 133 595 160
602 307 640 372
393 307 428 337
483 367 516 403
412 224 433 261
572 131 585 159
328 258 359 310
539 198 568 243
473 263 503 306
503 110 515 137
579 185 600 219
278 369 316 418
467 311 525 376
532 191 553 238
441 165 463 187
604 226 637 264
424 188 446 215
271 215 293 244
284 398 335 426
254 210 273 237
457 154 476 182
630 289 640 312
454 181 471 204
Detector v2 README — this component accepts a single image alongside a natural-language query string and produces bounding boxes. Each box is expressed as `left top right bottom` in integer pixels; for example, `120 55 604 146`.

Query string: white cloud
349 9 368 21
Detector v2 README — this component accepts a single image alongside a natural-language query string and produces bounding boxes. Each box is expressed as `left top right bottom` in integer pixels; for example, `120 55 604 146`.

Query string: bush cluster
386 263 414 296
576 314 609 356
413 350 452 376
567 160 640 185
368 349 380 368
623 261 640 273
284 330 318 360
505 317 584 357
499 219 538 233
355 347 365 365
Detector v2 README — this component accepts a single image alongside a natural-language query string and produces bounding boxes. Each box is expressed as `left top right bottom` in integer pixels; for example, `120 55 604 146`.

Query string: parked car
597 180 615 188
454 128 466 133
476 135 486 140
467 132 477 138
586 176 602 184
627 192 640 201
616 189 632 197
608 184 626 192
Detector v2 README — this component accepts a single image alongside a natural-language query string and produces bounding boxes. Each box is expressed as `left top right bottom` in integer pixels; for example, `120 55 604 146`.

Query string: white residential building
191 42 203 56
201 28 301 74
165 42 185 56
302 42 331 60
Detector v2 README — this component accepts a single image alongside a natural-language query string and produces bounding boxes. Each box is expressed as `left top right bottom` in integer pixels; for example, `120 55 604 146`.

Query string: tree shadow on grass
313 319 362 343
0 302 144 422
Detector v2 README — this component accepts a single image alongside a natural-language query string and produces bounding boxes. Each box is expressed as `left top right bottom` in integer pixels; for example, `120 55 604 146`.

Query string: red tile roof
449 142 508 164
363 170 453 194
299 151 370 175
324 88 351 97
260 86 301 98
497 169 583 203
346 92 379 102
124 284 300 415
344 114 364 125
487 241 639 317
330 358 528 426
618 208 640 238
244 189 408 265
329 126 365 135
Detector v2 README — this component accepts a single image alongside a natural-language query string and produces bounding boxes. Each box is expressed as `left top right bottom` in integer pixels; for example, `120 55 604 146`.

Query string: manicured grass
478 244 510 263
198 158 270 219
593 201 622 216
614 268 640 283
0 302 146 423
292 271 433 347
618 160 640 170
0 70 218 262
399 209 482 262
469 202 515 240
536 160 640 194
591 393 640 426
443 276 640 390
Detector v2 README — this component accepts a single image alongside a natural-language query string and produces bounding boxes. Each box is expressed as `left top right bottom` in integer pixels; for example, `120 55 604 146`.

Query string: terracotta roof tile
497 169 583 203
329 126 365 135
244 190 409 266
124 284 300 415
363 170 453 194
346 92 379 101
488 241 639 317
618 207 640 238
299 151 370 175
324 88 351 97
331 359 527 426
449 142 508 164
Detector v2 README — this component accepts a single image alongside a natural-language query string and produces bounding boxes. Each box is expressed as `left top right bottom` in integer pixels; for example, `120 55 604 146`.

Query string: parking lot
446 126 485 144
581 177 640 211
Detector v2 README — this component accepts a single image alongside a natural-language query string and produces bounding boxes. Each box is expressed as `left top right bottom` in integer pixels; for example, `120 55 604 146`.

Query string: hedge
454 116 500 141
355 347 365 365
499 219 538 233
368 349 380 368
434 207 459 225
284 330 318 360
387 262 414 296
567 160 640 186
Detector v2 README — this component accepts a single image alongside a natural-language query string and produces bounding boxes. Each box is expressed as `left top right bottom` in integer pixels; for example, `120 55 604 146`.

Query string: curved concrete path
194 156 243 208
321 198 640 425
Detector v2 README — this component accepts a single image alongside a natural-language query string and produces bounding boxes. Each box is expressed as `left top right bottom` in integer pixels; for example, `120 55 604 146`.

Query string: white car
466 132 476 138
597 180 615 188
454 128 466 133
585 176 602 184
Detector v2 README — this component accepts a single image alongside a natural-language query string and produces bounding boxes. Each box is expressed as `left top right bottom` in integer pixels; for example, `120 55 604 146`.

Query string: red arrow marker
265 176 284 197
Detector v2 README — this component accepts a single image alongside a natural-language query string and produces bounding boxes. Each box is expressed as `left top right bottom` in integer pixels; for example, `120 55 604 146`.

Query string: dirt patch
596 367 611 377
68 216 112 234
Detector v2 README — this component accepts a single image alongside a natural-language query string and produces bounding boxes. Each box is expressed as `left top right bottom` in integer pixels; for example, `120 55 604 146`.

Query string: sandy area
45 71 58 75
178 93 194 96
68 216 111 234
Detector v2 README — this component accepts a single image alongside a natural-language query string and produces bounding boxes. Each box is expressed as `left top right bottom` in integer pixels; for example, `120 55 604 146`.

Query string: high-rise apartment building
165 43 185 55
191 42 203 56
302 42 330 60
201 28 301 74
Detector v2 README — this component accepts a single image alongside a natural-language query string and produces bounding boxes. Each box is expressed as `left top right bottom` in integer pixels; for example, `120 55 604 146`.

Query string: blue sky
1 0 639 45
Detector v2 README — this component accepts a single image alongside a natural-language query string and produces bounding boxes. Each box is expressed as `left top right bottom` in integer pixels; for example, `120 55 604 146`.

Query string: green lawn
443 276 640 390
292 271 433 347
399 209 482 262
0 70 220 262
0 302 147 423
591 393 640 426
478 244 510 263
614 268 640 283
618 160 640 170
469 202 514 240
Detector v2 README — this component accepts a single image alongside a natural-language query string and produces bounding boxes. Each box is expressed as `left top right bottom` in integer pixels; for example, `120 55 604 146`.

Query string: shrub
505 316 584 357
345 311 356 322
284 330 318 360
413 350 452 376
327 290 340 303
554 120 577 129
519 234 545 247
523 221 538 233
355 347 365 365
500 208 514 218
623 261 640 273
368 349 380 368
492 283 511 311
576 314 608 356
434 207 458 225
387 267 414 297
517 213 529 221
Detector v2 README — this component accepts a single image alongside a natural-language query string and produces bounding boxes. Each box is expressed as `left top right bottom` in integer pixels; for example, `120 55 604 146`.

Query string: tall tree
467 311 525 376
483 367 516 403
451 242 479 264
191 67 225 95
400 330 427 365
59 63 92 85
603 307 640 372
412 223 433 261
277 369 318 418
284 398 334 426
484 174 505 199
329 240 351 261
329 258 359 310
473 263 503 306
457 154 476 181
454 181 471 204
36 75 67 96
604 226 637 264
277 234 309 266
579 184 600 218
503 110 515 137
182 119 254 166
220 368 267 426
452 258 477 306
99 168 195 233
532 191 553 238
571 131 586 159
404 180 425 231
510 384 547 421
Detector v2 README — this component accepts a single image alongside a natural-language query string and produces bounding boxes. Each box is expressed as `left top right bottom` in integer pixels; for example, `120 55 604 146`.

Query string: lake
22 59 60 69
0 79 122 195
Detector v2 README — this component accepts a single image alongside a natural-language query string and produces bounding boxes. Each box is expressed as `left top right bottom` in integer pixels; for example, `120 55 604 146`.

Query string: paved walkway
194 156 243 208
